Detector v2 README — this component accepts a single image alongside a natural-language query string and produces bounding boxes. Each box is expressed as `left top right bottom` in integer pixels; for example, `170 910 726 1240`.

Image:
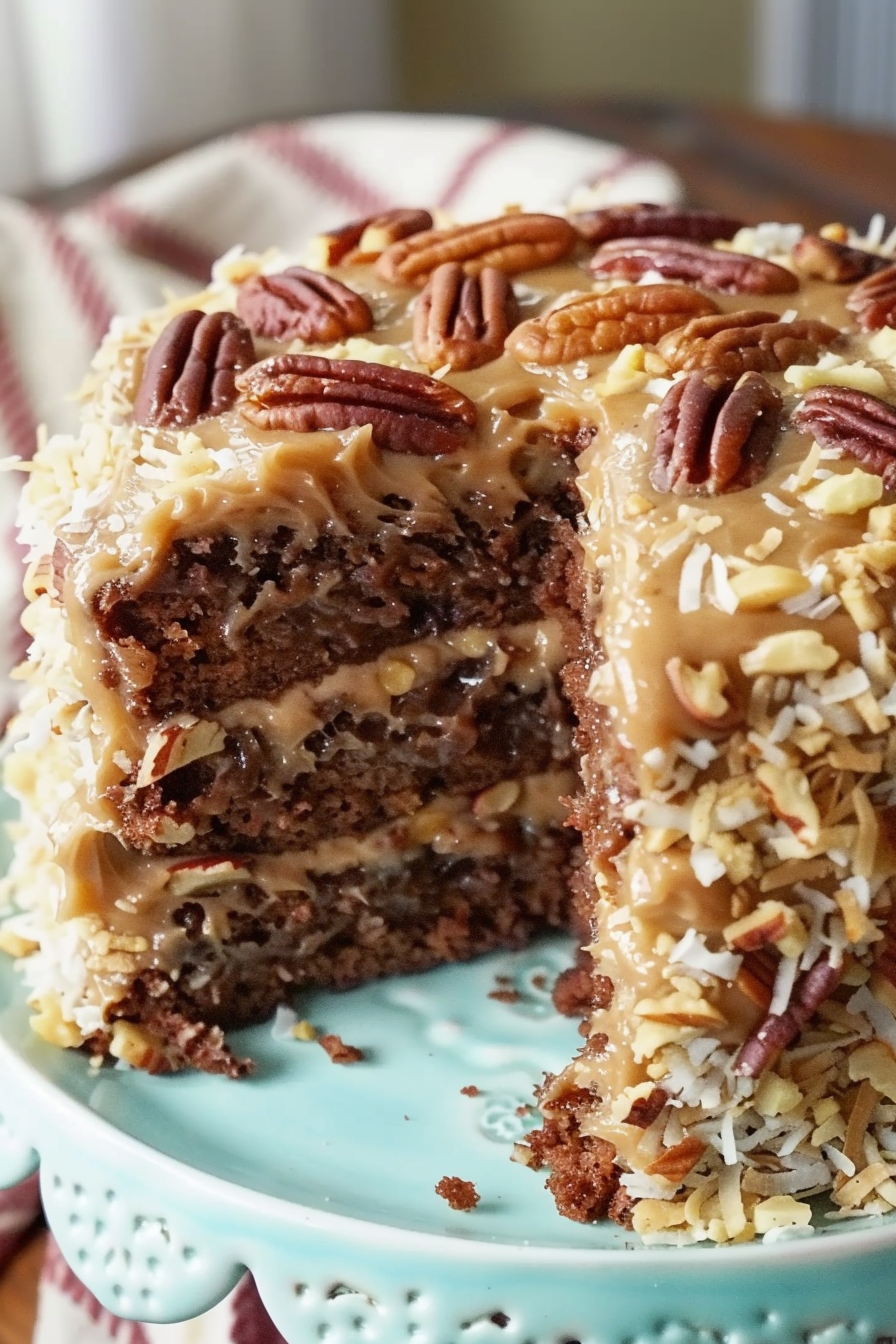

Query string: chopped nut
869 504 896 539
839 576 886 631
377 658 416 696
166 857 253 899
0 928 39 958
802 468 884 516
137 716 227 787
30 995 83 1049
728 565 810 610
756 762 820 843
784 359 887 396
725 899 808 959
745 527 783 561
109 1020 169 1073
291 1020 317 1041
753 1073 803 1117
665 657 737 725
632 1020 693 1061
472 780 521 818
753 1195 812 1234
624 491 655 517
848 1040 896 1102
634 977 726 1028
645 1136 706 1182
631 1200 689 1235
740 631 839 676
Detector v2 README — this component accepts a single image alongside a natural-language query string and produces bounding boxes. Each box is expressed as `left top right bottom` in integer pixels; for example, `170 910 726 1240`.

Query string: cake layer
91 473 578 720
98 818 579 1076
112 620 573 852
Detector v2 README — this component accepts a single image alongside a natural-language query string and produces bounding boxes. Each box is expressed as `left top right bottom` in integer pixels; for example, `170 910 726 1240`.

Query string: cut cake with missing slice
6 202 896 1243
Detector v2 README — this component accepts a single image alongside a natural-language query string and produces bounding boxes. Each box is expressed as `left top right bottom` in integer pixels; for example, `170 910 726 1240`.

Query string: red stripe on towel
436 122 529 210
231 1273 288 1343
0 315 37 462
91 196 218 283
34 211 115 347
249 122 390 215
43 1236 152 1341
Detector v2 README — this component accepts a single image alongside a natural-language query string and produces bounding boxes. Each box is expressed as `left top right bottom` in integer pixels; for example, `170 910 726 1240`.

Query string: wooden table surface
1 97 895 1344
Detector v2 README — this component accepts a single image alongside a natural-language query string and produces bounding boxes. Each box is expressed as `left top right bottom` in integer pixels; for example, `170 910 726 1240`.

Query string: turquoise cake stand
3 828 896 1341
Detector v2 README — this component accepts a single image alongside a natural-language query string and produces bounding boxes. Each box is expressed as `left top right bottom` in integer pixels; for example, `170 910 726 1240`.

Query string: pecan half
133 309 255 428
377 213 578 286
732 957 841 1078
846 262 896 331
590 237 799 294
310 208 433 267
506 283 718 365
791 233 890 284
236 354 476 456
235 267 373 343
413 263 517 371
657 310 840 377
652 370 781 495
572 203 745 246
792 384 896 489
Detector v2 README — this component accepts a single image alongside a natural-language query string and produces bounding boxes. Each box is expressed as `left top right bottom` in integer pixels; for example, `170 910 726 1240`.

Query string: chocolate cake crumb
435 1176 480 1211
318 1033 364 1064
460 1085 481 1097
551 964 593 1017
488 988 521 1003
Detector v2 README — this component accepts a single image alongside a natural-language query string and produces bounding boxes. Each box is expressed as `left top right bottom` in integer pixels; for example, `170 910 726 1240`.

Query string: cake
5 199 896 1243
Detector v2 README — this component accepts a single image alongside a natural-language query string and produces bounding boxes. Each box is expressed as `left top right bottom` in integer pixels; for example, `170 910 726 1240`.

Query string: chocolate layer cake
0 210 587 1076
6 201 896 1243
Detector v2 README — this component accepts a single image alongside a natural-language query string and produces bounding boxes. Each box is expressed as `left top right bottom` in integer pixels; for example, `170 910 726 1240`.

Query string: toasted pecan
236 353 477 456
846 262 896 331
236 267 373 343
590 237 799 294
506 283 718 365
310 208 433 267
572 203 745 246
377 213 577 286
793 384 896 489
651 369 782 495
413 263 517 370
133 309 255 428
657 310 840 377
791 233 890 284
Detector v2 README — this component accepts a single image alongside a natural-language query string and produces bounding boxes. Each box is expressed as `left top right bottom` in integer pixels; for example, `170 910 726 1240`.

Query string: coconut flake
690 845 727 888
271 1005 299 1041
674 737 719 769
670 928 742 983
847 985 896 1052
769 955 800 1017
823 1144 856 1178
709 552 739 614
679 542 711 614
762 492 794 517
818 667 871 704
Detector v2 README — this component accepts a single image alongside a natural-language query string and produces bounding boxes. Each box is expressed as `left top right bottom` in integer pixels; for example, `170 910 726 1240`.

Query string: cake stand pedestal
3 941 896 1344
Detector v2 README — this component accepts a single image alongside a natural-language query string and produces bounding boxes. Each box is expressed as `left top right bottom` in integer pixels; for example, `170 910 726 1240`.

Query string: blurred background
1 0 895 195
